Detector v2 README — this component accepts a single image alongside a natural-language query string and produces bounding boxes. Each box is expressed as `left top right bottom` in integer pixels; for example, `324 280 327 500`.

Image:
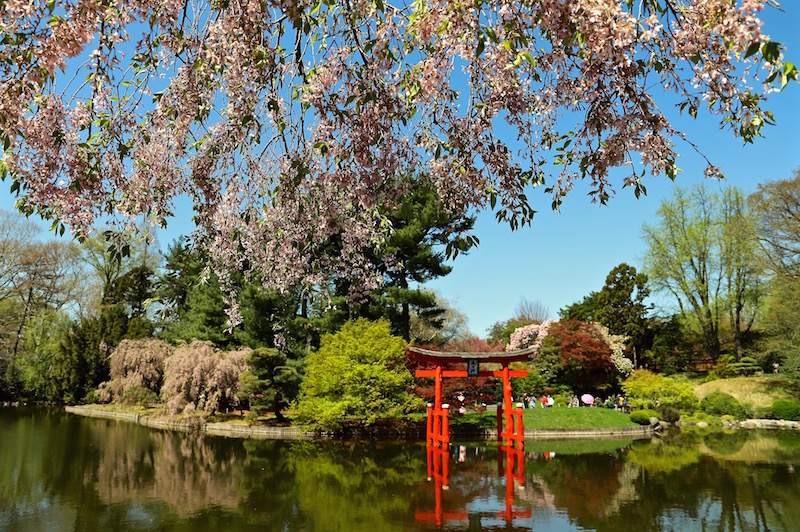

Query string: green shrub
700 391 747 420
730 356 761 376
121 385 159 406
623 370 698 411
295 319 425 431
772 399 800 421
630 409 658 425
657 405 681 423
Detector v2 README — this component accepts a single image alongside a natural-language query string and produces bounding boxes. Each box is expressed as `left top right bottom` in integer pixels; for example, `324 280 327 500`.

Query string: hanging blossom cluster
97 338 174 403
507 319 553 353
1 0 796 321
161 340 251 415
98 338 252 414
594 323 634 375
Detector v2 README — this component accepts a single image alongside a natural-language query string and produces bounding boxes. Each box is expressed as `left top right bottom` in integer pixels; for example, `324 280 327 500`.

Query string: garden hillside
694 377 800 410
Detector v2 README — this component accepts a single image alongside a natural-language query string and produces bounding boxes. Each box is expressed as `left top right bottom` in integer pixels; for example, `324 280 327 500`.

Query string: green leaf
744 42 760 60
762 41 780 63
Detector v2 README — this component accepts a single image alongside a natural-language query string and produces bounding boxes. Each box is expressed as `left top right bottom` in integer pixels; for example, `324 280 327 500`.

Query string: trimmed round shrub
700 391 747 420
657 405 681 423
772 399 800 421
630 409 658 425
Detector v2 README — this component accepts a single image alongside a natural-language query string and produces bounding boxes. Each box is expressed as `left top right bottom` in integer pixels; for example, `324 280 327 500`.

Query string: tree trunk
11 286 33 358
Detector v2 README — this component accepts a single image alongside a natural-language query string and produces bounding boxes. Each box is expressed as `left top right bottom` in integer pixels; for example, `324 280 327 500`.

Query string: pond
1 408 799 531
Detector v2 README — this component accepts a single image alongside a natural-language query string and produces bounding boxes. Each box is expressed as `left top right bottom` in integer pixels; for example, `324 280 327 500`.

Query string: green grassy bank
450 406 637 431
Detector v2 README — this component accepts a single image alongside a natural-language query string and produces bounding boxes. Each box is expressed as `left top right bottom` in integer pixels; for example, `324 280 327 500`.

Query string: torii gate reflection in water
408 346 534 527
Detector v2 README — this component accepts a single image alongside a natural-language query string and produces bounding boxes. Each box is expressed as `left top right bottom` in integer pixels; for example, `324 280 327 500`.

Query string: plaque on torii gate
407 346 533 448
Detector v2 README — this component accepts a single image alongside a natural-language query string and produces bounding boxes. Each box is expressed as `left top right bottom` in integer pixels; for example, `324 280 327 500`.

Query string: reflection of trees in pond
0 409 74 516
591 435 800 532
773 430 800 462
89 421 247 515
6 408 800 531
286 441 427 531
524 438 634 456
703 430 800 464
524 453 633 525
625 435 702 474
703 429 752 455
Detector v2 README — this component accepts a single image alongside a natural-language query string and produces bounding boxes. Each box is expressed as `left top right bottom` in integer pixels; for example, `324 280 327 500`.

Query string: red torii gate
407 346 533 448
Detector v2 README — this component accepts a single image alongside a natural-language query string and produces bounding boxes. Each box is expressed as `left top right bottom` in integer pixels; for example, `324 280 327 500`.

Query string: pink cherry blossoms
1 1 795 319
507 319 553 353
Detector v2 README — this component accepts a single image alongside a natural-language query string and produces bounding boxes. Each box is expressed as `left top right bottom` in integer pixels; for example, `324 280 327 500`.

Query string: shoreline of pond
64 405 657 441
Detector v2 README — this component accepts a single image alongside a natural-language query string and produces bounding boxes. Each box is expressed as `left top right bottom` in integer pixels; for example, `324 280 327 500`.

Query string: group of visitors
522 394 554 408
600 394 630 413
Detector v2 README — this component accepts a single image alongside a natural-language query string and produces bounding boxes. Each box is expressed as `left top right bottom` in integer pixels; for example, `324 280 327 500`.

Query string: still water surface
1 408 799 531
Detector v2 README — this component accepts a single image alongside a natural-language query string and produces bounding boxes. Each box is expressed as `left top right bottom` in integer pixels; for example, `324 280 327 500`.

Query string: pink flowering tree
1 1 796 321
507 319 553 353
97 338 174 404
160 340 250 415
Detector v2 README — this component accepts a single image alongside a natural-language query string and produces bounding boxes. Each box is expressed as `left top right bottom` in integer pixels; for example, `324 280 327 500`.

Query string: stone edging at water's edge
64 405 660 441
62 406 800 440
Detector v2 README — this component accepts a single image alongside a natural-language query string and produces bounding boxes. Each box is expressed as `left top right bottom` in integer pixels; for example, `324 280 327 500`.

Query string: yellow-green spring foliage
623 370 698 412
295 319 425 430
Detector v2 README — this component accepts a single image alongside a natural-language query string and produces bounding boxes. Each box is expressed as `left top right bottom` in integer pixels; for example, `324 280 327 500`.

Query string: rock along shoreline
65 405 656 441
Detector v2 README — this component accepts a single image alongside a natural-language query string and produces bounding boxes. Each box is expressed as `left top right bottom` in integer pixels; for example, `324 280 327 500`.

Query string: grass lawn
451 406 637 430
523 406 638 429
82 403 639 431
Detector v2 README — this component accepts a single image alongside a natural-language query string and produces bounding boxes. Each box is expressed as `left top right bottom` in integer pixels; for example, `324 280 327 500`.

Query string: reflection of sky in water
464 496 584 531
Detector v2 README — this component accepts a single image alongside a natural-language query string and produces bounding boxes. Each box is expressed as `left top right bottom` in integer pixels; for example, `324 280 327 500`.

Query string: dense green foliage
240 347 302 421
771 399 800 421
622 370 698 412
657 405 681 423
294 319 424 430
642 184 764 361
700 391 748 420
323 183 476 342
561 263 650 363
47 306 129 404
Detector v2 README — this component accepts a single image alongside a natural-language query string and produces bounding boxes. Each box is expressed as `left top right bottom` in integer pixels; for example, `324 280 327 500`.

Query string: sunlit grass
450 406 637 430
523 406 638 429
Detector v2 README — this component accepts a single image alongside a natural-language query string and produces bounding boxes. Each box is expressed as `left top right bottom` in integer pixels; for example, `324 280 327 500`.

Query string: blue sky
426 3 800 335
2 4 799 337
